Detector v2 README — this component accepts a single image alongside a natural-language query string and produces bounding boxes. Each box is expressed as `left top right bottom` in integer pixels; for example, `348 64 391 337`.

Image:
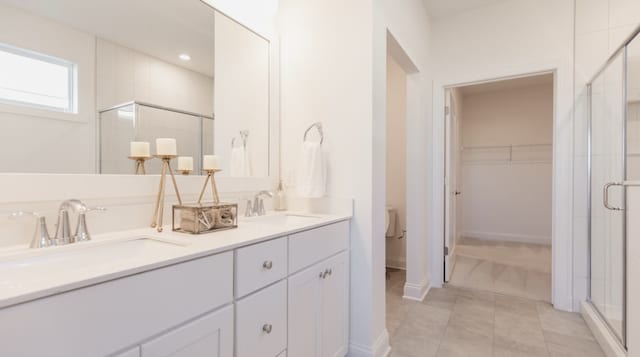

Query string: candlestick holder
180 169 193 176
128 156 152 175
197 169 222 204
151 155 183 232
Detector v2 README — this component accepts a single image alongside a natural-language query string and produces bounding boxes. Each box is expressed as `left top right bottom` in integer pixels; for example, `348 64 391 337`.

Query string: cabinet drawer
236 237 287 297
236 280 287 357
289 221 349 273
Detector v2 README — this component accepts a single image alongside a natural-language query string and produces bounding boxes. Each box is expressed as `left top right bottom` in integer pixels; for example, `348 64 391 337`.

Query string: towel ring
303 122 324 144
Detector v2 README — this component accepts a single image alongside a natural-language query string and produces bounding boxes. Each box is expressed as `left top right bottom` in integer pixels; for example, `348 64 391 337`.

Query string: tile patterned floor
449 238 552 302
386 270 605 357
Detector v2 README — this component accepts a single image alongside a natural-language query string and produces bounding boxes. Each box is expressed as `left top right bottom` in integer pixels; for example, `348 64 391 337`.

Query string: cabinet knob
328 268 332 276
319 271 325 279
262 261 273 270
262 324 273 334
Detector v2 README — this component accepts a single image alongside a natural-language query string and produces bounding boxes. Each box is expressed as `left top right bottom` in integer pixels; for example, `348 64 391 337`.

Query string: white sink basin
242 213 323 226
0 237 186 289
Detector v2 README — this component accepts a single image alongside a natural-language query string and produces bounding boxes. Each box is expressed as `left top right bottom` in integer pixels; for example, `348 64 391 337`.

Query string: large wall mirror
0 0 270 177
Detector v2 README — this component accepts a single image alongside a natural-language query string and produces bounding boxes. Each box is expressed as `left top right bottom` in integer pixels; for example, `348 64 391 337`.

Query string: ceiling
423 0 507 19
459 73 554 96
1 0 217 76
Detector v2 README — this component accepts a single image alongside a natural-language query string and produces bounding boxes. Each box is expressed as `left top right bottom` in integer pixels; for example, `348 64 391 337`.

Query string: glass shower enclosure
98 101 214 175
587 29 640 347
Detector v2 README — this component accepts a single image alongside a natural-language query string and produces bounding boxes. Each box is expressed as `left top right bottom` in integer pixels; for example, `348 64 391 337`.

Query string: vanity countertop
0 211 351 309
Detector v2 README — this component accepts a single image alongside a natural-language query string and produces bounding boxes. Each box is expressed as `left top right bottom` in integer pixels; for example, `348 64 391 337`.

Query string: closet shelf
461 144 552 164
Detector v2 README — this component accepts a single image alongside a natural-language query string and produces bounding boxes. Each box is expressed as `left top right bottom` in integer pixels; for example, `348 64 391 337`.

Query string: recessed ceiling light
179 53 191 61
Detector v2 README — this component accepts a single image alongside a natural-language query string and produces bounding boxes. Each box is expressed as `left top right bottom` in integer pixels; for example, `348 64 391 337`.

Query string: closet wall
460 81 553 245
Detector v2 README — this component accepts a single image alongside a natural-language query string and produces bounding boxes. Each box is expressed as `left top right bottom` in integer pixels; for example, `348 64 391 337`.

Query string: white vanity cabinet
288 251 349 357
0 219 350 357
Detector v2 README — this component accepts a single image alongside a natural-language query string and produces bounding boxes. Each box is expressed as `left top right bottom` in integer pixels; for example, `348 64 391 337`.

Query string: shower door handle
603 182 624 211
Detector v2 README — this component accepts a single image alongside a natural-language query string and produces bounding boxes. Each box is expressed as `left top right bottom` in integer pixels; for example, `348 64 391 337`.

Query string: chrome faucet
10 199 106 249
245 191 273 217
55 199 106 245
54 199 86 245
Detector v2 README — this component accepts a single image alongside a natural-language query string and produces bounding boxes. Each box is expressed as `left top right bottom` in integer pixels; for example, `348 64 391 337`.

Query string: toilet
385 205 394 236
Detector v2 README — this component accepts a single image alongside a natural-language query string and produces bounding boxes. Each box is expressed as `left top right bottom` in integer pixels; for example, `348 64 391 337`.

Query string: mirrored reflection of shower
99 101 214 175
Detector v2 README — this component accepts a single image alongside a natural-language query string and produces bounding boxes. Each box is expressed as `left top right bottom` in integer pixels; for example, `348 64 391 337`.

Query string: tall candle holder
128 156 152 175
151 155 183 232
197 169 222 204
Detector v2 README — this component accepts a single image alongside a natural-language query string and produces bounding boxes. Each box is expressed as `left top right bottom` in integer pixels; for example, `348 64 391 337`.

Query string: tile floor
386 270 605 357
449 237 552 302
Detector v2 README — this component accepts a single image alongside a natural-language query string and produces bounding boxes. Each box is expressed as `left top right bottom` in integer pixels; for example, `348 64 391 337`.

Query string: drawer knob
262 324 273 334
263 261 273 270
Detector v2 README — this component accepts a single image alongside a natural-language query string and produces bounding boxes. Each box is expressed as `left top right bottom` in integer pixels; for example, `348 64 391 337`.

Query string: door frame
443 89 460 282
432 68 566 308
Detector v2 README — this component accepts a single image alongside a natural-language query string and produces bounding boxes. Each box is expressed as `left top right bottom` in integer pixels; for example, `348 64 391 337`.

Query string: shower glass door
589 50 626 344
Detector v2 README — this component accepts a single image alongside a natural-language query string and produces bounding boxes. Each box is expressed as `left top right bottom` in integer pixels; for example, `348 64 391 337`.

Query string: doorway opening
443 73 554 302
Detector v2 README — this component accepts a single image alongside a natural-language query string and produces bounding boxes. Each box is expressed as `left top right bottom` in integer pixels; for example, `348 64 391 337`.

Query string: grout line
536 302 554 356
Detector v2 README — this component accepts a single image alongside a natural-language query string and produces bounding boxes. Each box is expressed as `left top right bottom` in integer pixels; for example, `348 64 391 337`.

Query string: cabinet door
141 305 233 357
288 263 324 357
321 252 349 357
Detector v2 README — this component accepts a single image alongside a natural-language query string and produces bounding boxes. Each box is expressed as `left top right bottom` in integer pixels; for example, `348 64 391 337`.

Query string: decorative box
172 202 238 234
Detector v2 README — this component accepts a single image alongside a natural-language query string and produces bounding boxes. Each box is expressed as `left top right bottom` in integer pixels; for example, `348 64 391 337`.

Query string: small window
0 43 76 113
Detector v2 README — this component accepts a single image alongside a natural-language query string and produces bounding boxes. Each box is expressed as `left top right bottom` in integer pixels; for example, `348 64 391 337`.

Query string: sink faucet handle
74 206 106 243
245 199 254 217
9 211 51 248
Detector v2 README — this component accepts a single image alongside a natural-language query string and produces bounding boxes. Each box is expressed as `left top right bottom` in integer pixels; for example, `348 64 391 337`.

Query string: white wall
385 55 407 269
573 0 640 313
0 3 96 174
201 0 278 39
278 0 432 354
277 1 377 355
459 84 553 245
430 0 575 310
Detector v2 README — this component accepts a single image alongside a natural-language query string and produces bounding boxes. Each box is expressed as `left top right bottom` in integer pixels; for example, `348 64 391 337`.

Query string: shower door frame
586 26 640 348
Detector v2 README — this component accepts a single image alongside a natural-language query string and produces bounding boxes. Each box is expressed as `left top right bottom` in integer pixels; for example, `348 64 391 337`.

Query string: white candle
177 156 193 171
156 138 177 156
130 142 150 157
203 155 219 170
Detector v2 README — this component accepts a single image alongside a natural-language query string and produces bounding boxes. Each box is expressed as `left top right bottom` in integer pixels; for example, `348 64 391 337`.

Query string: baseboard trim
385 261 406 270
403 278 430 301
348 329 391 357
581 301 626 357
461 231 551 245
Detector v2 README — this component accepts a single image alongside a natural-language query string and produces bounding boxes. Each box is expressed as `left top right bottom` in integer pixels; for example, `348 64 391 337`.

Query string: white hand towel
296 141 326 198
230 146 251 177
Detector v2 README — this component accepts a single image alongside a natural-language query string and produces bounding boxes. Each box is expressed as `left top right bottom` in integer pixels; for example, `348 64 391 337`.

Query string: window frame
0 42 77 114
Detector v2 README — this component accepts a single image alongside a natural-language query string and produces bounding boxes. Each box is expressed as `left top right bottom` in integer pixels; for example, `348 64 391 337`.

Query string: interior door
444 90 459 282
589 50 626 345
